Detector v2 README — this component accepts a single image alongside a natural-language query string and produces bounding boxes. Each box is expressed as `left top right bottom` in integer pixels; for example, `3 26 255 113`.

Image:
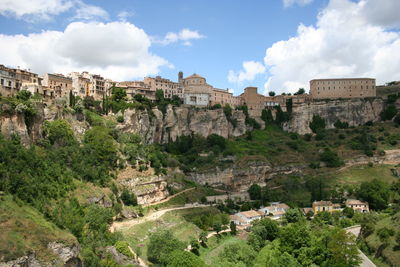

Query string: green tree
357 179 390 210
284 208 304 223
199 231 208 247
43 120 76 147
327 229 361 267
120 188 137 206
167 250 206 267
248 184 262 200
230 221 237 235
309 115 326 133
342 207 355 218
261 109 274 126
380 105 397 121
16 89 32 101
320 148 343 167
279 223 311 256
190 238 201 255
218 242 256 266
294 88 305 95
254 243 300 267
147 230 185 265
268 91 276 96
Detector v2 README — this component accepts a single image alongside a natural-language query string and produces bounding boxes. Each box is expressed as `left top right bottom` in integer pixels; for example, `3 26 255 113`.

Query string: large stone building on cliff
310 78 376 99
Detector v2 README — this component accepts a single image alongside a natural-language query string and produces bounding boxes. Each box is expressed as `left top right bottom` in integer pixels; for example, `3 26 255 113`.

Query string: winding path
345 225 376 267
142 187 196 207
110 203 211 233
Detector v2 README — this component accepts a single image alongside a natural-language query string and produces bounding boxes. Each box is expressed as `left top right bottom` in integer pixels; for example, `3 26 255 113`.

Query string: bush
120 188 137 206
334 120 349 129
380 105 397 121
115 241 134 258
309 115 326 133
116 115 124 123
320 148 343 167
147 230 185 264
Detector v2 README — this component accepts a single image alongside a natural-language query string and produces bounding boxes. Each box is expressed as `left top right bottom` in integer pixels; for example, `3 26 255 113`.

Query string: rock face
0 243 81 267
117 167 170 205
283 98 384 134
189 160 306 191
117 105 249 143
0 104 88 145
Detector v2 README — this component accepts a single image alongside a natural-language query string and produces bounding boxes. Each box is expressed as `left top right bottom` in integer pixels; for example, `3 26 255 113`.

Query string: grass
0 195 76 262
199 234 246 266
365 212 400 267
120 207 219 262
334 164 399 185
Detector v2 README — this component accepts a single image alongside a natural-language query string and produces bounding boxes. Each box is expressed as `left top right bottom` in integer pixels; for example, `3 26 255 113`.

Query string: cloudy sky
1 0 400 95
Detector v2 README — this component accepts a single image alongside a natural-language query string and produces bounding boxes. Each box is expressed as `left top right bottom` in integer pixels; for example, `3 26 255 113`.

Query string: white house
183 93 210 107
231 210 263 226
259 202 290 220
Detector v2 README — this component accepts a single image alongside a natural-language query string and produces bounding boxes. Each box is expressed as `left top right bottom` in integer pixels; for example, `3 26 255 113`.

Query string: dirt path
345 226 376 267
143 187 196 207
186 229 232 251
128 245 148 267
110 203 211 233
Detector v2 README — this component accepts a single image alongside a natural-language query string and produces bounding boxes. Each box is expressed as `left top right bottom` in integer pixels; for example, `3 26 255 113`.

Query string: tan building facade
310 78 376 99
345 199 369 213
42 73 73 98
312 201 341 215
117 81 156 100
144 76 183 99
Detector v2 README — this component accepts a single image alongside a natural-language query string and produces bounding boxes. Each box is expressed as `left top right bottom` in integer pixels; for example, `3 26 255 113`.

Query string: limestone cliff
283 98 384 134
116 105 249 143
188 159 306 191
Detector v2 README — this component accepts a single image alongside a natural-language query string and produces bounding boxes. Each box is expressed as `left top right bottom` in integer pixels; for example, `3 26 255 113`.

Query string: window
0 79 3 85
190 96 197 102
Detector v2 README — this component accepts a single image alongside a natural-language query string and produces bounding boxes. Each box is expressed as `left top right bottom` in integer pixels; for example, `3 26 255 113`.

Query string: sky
0 0 400 96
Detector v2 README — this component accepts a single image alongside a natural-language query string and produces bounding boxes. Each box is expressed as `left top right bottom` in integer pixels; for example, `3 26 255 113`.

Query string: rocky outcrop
0 243 81 267
117 167 170 205
0 103 88 145
283 98 384 134
47 242 82 267
343 149 400 167
189 160 306 191
87 194 112 208
104 246 139 267
117 105 249 143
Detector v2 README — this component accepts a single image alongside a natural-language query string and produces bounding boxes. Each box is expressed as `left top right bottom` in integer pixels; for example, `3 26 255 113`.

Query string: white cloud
0 0 74 20
228 61 266 84
262 0 400 94
117 11 133 21
72 2 109 21
0 0 108 22
360 0 400 28
157 29 205 46
0 21 171 81
283 0 313 8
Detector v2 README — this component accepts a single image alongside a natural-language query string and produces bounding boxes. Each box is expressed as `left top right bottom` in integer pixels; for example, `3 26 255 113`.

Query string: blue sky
1 0 400 95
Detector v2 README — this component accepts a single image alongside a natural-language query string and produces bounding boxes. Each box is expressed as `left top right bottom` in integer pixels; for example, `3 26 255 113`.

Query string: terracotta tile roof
346 199 368 205
240 210 263 219
313 200 332 206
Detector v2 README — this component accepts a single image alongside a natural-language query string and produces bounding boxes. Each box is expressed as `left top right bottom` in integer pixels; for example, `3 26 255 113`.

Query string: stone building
0 65 18 96
116 81 156 100
144 75 183 99
345 199 369 213
310 78 376 99
239 87 269 117
183 93 209 107
42 73 73 98
69 72 91 98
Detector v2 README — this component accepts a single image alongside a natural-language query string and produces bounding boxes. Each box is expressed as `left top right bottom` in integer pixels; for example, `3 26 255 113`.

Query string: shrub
120 189 137 206
320 148 343 167
380 105 397 121
309 115 326 133
334 120 349 129
115 241 134 258
116 115 124 123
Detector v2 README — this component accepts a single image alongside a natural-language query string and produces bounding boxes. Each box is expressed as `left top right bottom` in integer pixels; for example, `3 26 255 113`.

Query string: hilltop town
1 64 391 119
